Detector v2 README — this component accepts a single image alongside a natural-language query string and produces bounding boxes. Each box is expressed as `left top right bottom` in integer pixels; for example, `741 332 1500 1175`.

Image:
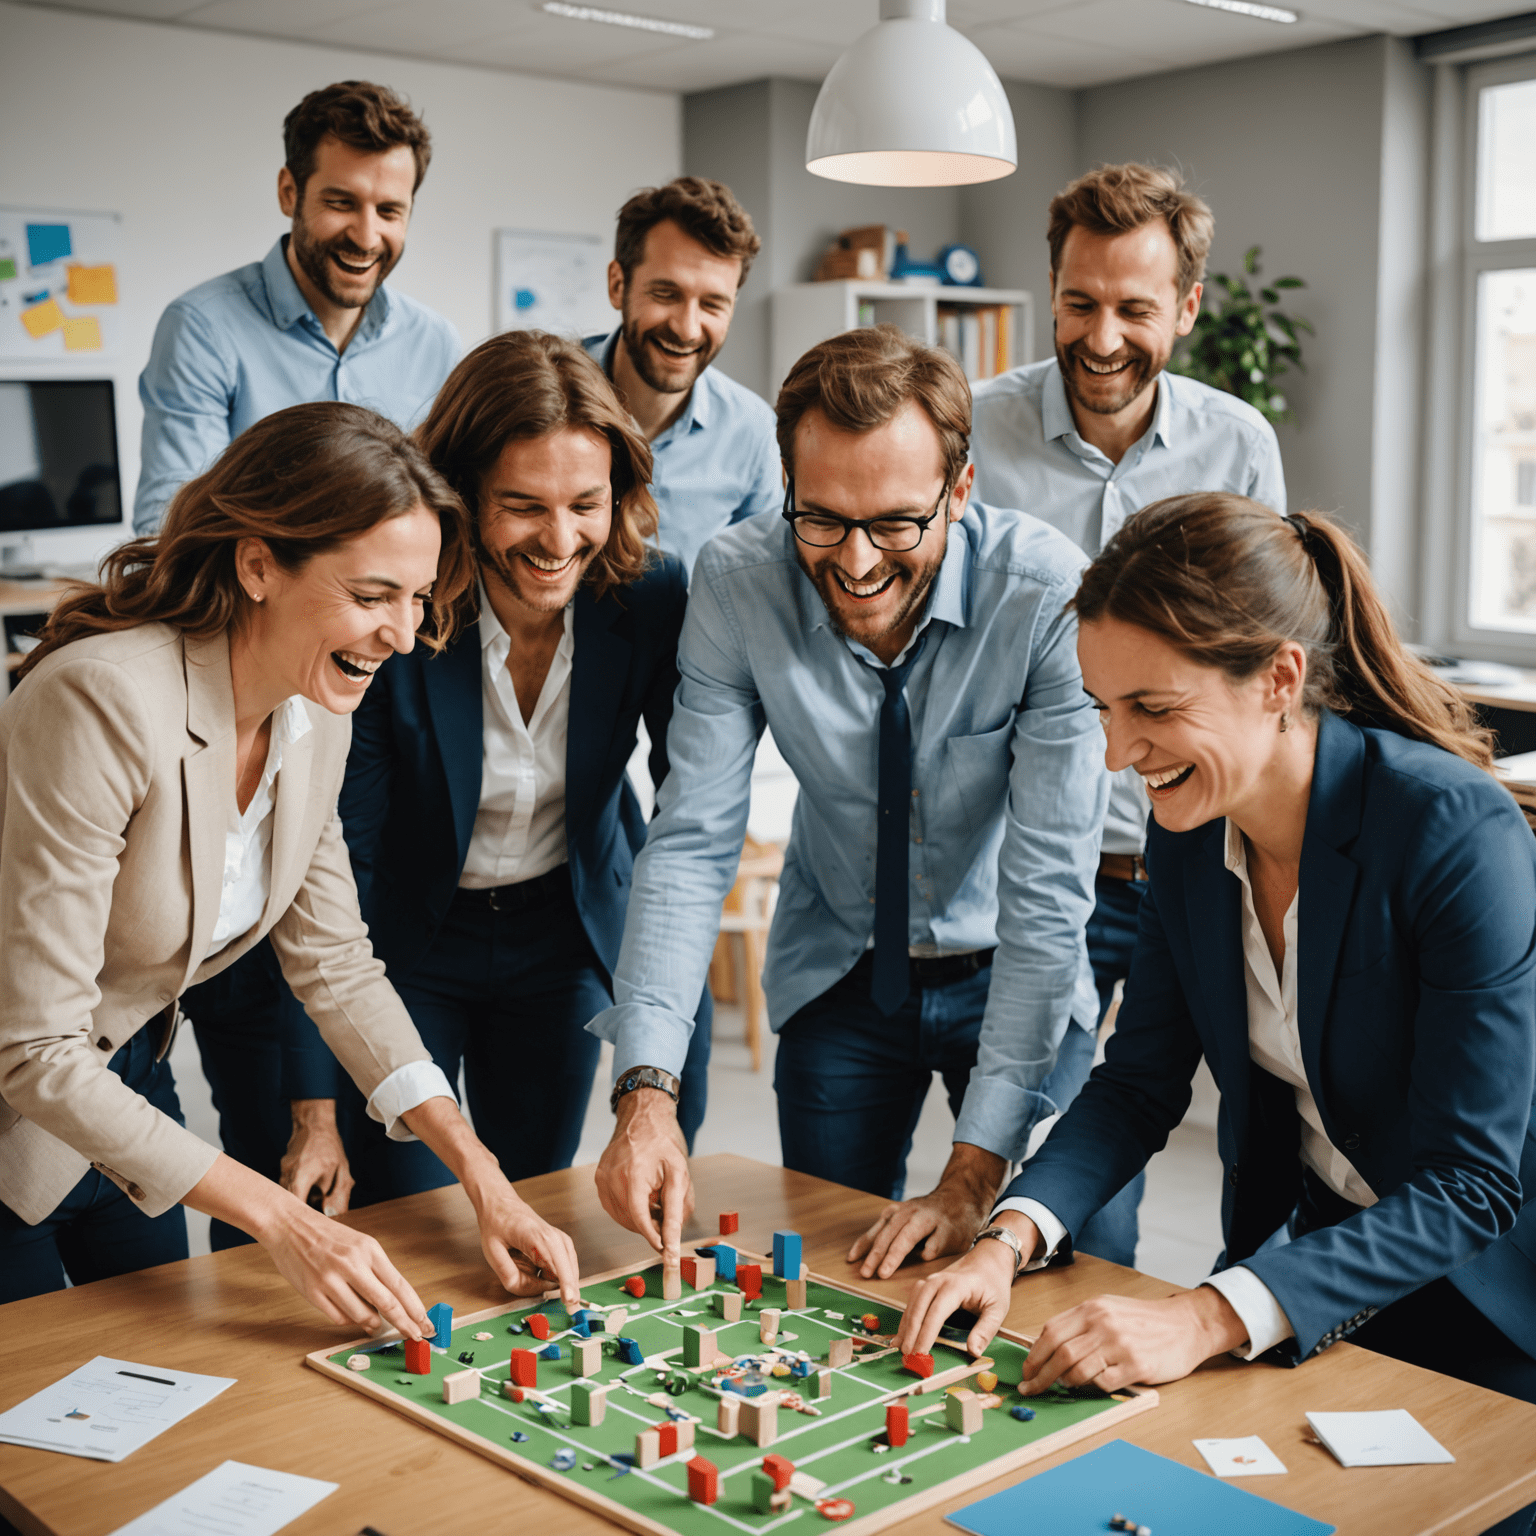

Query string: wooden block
676 1418 696 1452
719 1211 739 1235
788 1471 827 1501
681 1254 716 1290
770 1489 791 1513
683 1325 717 1368
945 1388 984 1434
715 1292 742 1322
687 1457 718 1505
750 1469 776 1513
607 1307 628 1337
404 1338 431 1374
663 1263 682 1301
571 1381 607 1426
571 1338 601 1376
762 1453 794 1490
785 1279 807 1310
740 1393 779 1447
911 1355 995 1395
508 1348 537 1387
442 1368 479 1405
657 1421 679 1457
502 1382 526 1403
886 1403 909 1447
635 1429 661 1469
528 1313 550 1341
815 1367 832 1399
345 1354 371 1371
736 1262 762 1299
717 1396 741 1436
759 1308 781 1345
827 1337 853 1369
903 1351 934 1379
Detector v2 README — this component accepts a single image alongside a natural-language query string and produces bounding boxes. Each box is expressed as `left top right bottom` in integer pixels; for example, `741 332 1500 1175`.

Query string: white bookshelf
770 280 1034 400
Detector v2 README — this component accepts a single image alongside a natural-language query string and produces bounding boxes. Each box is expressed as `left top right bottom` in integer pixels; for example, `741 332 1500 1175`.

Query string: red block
624 1275 646 1298
901 1352 934 1379
719 1211 739 1234
508 1348 537 1387
737 1262 762 1299
528 1313 550 1340
688 1457 719 1505
885 1404 909 1448
680 1256 699 1288
762 1453 795 1490
657 1421 679 1457
404 1338 431 1375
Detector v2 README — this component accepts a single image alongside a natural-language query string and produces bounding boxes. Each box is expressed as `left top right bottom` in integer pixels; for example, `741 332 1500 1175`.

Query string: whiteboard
0 207 123 362
493 229 610 341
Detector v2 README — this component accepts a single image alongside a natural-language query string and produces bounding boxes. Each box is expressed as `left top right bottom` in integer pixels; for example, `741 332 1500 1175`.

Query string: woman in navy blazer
900 496 1536 1519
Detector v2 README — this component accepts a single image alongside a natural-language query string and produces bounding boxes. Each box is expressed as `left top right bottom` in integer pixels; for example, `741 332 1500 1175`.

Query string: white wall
0 2 681 568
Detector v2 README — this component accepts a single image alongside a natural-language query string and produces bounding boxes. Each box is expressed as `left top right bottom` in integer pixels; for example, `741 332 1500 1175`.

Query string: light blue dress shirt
970 359 1286 854
587 502 1109 1162
135 238 460 532
584 329 781 575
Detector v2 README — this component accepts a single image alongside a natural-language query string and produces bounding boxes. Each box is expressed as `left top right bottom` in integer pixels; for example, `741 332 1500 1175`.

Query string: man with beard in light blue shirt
590 325 1107 1283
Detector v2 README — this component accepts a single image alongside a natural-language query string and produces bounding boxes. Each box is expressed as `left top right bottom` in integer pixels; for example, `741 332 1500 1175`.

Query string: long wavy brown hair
416 328 658 617
18 402 474 684
1073 493 1496 772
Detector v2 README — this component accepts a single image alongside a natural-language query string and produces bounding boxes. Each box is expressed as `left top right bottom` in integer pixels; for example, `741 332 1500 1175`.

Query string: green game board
308 1254 1155 1536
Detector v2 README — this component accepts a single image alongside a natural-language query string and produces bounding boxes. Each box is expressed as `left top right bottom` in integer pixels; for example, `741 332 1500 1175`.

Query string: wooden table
3 1155 1534 1535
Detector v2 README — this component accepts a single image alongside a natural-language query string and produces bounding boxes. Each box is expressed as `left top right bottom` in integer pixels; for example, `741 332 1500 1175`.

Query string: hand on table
848 1143 1007 1279
595 1087 694 1271
278 1098 353 1216
895 1217 1032 1358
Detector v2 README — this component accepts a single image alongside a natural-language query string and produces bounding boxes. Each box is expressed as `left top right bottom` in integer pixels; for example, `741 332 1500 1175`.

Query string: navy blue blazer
1004 710 1536 1363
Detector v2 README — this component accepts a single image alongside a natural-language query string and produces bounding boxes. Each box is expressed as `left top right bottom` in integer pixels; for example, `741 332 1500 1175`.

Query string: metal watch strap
972 1224 1026 1276
609 1065 681 1115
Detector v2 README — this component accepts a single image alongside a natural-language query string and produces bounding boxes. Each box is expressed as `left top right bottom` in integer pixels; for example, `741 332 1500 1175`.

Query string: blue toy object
540 1343 561 1360
571 1320 591 1338
1010 1405 1036 1422
426 1302 453 1350
508 1322 525 1335
710 1243 737 1282
551 1448 577 1471
616 1337 645 1366
511 1431 529 1442
790 1359 812 1378
772 1231 802 1280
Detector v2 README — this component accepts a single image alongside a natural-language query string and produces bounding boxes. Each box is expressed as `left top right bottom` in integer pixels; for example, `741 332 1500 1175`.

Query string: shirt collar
597 326 710 437
260 235 392 341
1044 360 1174 454
1223 816 1245 875
476 577 574 657
1149 369 1175 449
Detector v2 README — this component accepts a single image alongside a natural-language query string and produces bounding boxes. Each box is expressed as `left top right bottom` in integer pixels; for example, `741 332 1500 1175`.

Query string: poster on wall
0 208 123 362
493 229 610 341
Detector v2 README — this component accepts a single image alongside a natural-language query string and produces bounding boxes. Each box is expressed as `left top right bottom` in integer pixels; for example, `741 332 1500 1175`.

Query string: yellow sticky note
67 264 118 305
62 315 103 352
21 297 64 339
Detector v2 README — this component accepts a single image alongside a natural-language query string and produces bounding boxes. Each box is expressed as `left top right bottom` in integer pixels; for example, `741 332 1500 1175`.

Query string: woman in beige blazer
0 402 580 1334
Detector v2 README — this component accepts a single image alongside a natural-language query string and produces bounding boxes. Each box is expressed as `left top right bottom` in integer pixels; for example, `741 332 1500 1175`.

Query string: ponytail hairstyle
17 402 474 684
1072 493 1496 773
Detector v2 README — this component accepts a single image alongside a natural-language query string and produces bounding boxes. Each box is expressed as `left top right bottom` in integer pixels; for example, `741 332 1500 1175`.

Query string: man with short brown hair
584 176 780 575
590 325 1106 1279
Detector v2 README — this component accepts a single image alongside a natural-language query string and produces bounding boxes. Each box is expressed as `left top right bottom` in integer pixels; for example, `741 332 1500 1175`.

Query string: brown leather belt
1099 852 1148 883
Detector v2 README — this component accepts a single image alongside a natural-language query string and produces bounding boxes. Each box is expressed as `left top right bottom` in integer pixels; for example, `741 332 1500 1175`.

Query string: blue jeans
0 1029 189 1302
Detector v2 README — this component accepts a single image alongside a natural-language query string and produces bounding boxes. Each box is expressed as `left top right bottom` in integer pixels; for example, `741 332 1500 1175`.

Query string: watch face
944 246 980 284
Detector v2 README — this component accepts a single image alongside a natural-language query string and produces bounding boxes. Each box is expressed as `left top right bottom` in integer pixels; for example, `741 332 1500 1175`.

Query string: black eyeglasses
782 478 951 552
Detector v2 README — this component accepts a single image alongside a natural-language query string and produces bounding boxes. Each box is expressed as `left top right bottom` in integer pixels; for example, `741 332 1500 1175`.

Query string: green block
570 1380 605 1427
750 1468 777 1514
682 1324 706 1368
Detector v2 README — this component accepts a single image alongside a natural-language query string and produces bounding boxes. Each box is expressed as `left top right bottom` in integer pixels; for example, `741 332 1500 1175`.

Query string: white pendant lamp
806 0 1016 187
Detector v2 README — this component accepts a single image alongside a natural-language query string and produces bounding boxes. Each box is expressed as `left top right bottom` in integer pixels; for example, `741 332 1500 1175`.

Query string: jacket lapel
424 626 486 868
567 588 633 824
180 631 236 985
1185 818 1251 1124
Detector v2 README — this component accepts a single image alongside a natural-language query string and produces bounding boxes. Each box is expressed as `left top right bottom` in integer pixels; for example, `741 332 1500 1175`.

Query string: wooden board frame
305 1247 1158 1536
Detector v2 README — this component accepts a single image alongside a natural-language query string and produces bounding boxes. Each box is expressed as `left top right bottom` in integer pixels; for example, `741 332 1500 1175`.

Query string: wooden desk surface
3 1155 1534 1536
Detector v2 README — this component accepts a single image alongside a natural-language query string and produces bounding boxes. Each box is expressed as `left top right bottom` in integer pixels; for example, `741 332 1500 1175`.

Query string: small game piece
977 1393 1003 1409
503 1384 526 1402
676 1419 696 1451
571 1319 591 1339
574 1308 601 1330
683 1324 718 1368
666 1373 689 1396
816 1498 855 1521
540 1343 561 1360
770 1362 791 1378
714 1291 743 1322
772 1230 803 1280
1010 1404 1036 1422
426 1302 453 1350
473 1332 493 1342
346 1354 370 1372
508 1348 537 1387
717 1396 741 1436
528 1313 550 1341
457 1351 475 1365
785 1278 808 1310
404 1339 431 1375
663 1263 683 1301
763 1453 795 1490
946 1388 984 1435
442 1368 479 1405
750 1469 777 1514
572 1338 601 1377
815 1367 832 1399
657 1421 679 1457
902 1352 934 1379
635 1429 661 1469
607 1307 628 1336
511 1430 529 1442
616 1337 644 1367
711 1244 738 1282
886 1403 909 1448
827 1337 853 1369
680 1253 716 1290
688 1456 719 1505
759 1307 781 1345
624 1275 646 1298
872 1442 889 1454
508 1323 525 1335
860 1312 881 1334
550 1448 577 1471
976 1370 998 1392
741 1393 779 1447
737 1262 763 1299
720 1211 739 1234
571 1381 608 1426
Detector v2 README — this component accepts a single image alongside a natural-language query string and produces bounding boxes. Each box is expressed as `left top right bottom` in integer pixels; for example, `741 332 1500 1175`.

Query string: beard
620 305 720 395
1055 333 1168 416
801 541 946 652
289 207 399 311
479 533 600 615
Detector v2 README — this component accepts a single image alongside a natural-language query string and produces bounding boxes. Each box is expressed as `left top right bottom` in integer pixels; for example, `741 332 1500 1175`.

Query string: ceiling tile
582 30 841 90
430 11 686 71
22 0 208 16
179 0 389 37
964 25 1184 89
301 0 537 51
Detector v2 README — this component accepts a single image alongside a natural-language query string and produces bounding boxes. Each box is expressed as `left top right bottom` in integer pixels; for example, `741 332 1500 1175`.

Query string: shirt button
1228 1166 1239 1188
1343 1135 1361 1150
98 1037 113 1051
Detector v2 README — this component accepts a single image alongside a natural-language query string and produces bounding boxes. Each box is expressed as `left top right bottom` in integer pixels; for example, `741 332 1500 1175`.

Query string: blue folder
944 1439 1335 1536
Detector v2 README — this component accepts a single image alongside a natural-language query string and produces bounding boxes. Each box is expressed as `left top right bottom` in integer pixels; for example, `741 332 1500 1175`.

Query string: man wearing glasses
590 326 1107 1279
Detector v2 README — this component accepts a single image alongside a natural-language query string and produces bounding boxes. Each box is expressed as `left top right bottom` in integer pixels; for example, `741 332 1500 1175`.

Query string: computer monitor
0 380 122 561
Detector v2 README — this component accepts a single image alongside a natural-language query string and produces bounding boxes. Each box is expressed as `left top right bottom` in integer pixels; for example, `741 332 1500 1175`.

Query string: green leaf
1272 276 1305 289
1244 245 1260 274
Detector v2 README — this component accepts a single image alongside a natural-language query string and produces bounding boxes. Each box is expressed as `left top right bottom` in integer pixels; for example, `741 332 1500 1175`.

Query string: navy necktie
871 642 923 1016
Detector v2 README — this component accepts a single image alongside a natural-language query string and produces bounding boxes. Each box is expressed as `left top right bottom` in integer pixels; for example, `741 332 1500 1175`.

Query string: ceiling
16 0 1536 92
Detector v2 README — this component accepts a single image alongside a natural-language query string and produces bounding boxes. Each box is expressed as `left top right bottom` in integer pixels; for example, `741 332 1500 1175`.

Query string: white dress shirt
994 816 1377 1360
458 583 574 889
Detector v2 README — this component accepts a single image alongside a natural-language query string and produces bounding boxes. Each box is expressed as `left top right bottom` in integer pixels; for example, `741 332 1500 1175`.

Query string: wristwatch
971 1224 1027 1276
609 1065 681 1115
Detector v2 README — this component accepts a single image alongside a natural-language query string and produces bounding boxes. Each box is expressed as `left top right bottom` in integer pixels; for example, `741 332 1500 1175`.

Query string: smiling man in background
968 162 1286 1267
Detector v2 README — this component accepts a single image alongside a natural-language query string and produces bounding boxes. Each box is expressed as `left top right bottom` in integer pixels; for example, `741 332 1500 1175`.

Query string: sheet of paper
1194 1435 1289 1476
1306 1409 1454 1467
108 1460 337 1536
0 1357 235 1463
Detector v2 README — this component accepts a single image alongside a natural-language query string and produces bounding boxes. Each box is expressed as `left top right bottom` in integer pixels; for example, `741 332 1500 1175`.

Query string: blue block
571 1319 591 1338
427 1302 453 1350
540 1343 561 1360
772 1230 802 1280
616 1336 644 1366
709 1244 737 1282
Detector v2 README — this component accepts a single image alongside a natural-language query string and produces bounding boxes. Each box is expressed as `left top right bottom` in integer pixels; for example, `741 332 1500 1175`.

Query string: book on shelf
937 303 1014 383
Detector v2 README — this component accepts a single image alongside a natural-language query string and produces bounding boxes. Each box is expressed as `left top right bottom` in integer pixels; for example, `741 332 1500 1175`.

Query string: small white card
1306 1409 1455 1467
1194 1435 1289 1476
108 1460 337 1535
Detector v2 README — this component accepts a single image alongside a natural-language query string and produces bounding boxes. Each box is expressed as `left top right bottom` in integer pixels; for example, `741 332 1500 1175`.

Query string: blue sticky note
426 1302 453 1350
944 1441 1335 1536
26 224 71 269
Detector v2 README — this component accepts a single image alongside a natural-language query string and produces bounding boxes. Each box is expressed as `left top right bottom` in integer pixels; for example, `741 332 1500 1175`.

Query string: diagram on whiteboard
494 229 610 341
0 208 122 361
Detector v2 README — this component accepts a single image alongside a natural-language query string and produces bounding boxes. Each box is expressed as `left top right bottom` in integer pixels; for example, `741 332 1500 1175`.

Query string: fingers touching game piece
847 1144 1007 1279
479 1200 582 1308
895 1239 1015 1358
597 1086 694 1254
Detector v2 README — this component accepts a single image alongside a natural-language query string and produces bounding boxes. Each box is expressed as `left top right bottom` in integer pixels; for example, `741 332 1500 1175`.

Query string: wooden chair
708 836 784 1072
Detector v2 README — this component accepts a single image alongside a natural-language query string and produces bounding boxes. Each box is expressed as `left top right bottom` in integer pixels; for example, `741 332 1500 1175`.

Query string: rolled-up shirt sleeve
1203 1266 1296 1359
990 1196 1070 1270
367 1060 459 1141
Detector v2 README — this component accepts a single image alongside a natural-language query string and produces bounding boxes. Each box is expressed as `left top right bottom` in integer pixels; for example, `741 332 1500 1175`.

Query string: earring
249 591 263 602
1279 710 1291 734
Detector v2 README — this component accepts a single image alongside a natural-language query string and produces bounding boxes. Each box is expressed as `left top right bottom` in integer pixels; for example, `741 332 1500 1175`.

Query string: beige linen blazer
0 623 432 1225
